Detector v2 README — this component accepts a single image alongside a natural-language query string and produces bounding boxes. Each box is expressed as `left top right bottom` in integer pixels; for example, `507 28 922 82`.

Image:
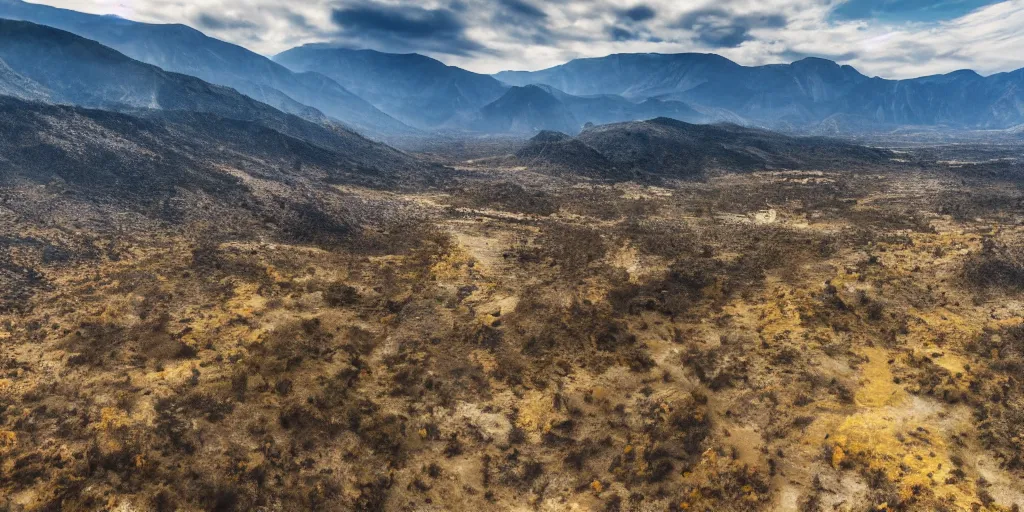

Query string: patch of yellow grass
832 411 965 503
855 347 905 408
0 430 16 453
430 244 475 281
515 389 559 439
831 347 975 505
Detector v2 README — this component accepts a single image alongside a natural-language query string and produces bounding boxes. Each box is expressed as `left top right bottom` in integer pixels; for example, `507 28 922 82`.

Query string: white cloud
25 0 1024 78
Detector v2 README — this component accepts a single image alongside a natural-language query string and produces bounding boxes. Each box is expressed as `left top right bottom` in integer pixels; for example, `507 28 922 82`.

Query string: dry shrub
451 182 559 216
617 218 703 259
963 236 1024 292
963 325 1024 471
608 254 731 319
538 223 608 270
263 317 336 362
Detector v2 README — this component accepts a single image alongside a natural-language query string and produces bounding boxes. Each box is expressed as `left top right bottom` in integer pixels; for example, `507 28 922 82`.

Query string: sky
28 0 1024 78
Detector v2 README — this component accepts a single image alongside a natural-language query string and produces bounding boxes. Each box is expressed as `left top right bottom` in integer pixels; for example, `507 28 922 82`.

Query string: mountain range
0 0 413 138
274 45 508 130
1 0 1023 138
497 53 1024 133
0 19 428 181
272 45 712 135
0 17 892 190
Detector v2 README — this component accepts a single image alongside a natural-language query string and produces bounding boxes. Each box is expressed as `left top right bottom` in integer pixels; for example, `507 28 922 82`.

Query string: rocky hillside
0 20 427 179
517 118 894 179
0 0 413 137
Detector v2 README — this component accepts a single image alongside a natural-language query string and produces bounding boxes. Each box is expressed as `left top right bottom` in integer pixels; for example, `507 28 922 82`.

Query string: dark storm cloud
330 1 486 56
676 8 788 48
194 13 258 30
497 0 547 20
612 4 656 42
284 11 314 31
609 26 638 41
332 3 462 38
492 0 556 47
619 5 657 22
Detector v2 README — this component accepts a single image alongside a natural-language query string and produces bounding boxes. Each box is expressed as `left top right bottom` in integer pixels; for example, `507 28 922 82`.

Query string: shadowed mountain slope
0 20 426 179
0 96 439 194
0 0 412 137
0 55 47 101
514 130 612 175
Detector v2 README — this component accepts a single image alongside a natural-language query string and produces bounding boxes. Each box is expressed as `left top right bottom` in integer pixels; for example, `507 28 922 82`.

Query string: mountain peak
792 56 841 67
530 130 573 143
277 45 447 70
517 84 550 92
590 52 742 68
284 45 422 59
274 44 507 129
476 84 579 134
947 69 982 78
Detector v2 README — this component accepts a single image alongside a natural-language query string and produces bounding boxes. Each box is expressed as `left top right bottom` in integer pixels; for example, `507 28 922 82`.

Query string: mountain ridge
6 0 1023 134
471 84 709 135
516 117 894 179
274 45 508 130
0 0 415 138
494 52 1024 131
0 19 426 180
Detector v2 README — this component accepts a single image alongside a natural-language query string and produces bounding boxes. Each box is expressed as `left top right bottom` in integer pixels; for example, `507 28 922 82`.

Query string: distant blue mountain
276 45 712 135
0 19 278 118
497 53 744 100
6 0 1021 136
496 53 1024 132
470 84 707 135
275 46 508 130
472 85 580 134
533 85 706 129
0 0 414 137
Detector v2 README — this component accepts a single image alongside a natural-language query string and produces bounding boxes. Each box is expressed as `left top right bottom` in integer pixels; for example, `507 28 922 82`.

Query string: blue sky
831 0 1004 22
29 0 1024 78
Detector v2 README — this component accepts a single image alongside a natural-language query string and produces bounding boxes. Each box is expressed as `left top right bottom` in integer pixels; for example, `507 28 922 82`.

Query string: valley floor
2 146 1024 511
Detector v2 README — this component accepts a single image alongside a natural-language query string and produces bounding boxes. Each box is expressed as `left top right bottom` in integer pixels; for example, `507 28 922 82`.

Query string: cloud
676 8 788 48
497 0 547 20
609 26 638 41
330 1 486 56
490 0 556 46
30 0 1024 79
619 5 657 22
193 12 258 31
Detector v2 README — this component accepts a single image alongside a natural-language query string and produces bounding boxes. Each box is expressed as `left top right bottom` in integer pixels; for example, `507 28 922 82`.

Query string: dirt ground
2 144 1024 511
